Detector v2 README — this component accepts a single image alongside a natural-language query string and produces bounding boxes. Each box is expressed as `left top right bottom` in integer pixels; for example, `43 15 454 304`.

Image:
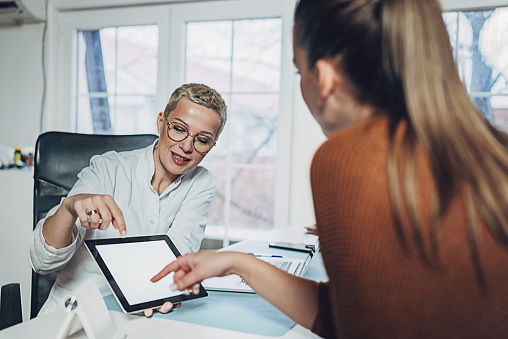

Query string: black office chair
31 132 158 319
0 283 23 330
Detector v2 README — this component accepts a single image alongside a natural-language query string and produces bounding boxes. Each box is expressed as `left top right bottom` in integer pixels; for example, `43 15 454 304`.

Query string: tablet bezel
85 235 207 314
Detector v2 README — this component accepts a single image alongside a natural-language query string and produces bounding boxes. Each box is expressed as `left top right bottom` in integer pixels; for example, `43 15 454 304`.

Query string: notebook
202 250 314 293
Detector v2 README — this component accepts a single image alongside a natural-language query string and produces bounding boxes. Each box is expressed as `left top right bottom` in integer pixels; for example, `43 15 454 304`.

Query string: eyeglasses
166 122 216 155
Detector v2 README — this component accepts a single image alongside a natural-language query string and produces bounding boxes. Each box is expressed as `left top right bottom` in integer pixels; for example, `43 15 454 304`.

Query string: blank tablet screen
85 235 207 313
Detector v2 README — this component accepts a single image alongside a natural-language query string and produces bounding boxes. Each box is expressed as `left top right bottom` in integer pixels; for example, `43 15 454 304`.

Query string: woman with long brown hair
152 0 508 337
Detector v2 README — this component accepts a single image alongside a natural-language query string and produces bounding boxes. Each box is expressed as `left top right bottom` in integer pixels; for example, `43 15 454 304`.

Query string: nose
179 135 194 153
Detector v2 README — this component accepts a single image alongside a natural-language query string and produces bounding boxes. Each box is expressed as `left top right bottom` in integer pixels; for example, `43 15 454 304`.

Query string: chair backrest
0 283 22 330
31 132 158 318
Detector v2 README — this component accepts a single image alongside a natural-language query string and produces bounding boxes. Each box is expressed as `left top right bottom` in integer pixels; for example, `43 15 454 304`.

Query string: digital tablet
85 235 207 314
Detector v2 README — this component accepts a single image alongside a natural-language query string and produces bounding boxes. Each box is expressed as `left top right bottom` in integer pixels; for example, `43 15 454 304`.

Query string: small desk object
55 279 126 339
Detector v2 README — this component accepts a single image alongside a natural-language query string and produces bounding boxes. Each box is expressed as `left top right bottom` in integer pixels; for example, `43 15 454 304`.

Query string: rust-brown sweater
310 115 508 338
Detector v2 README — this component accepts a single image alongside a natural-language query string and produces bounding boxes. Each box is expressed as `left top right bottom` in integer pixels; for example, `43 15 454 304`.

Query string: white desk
0 228 324 338
0 309 319 338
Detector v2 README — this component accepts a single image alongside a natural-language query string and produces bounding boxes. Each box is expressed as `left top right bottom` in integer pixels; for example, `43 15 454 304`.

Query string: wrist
228 252 254 276
62 196 78 217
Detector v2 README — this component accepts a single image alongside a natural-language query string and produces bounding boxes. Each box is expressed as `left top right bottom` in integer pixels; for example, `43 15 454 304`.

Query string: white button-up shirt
29 140 216 315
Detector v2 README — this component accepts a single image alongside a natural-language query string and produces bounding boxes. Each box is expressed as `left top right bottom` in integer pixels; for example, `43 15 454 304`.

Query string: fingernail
121 230 127 238
170 283 178 291
164 303 172 312
184 289 191 295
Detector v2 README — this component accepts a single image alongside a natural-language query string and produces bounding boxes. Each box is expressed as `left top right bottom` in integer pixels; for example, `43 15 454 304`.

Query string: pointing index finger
105 198 126 237
151 260 180 282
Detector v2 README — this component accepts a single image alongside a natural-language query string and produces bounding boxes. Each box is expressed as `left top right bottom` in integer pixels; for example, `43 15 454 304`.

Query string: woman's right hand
62 193 127 236
42 193 126 249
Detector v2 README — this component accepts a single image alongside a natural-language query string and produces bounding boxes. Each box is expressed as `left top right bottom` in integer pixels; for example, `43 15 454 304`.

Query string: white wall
0 170 33 322
0 23 45 149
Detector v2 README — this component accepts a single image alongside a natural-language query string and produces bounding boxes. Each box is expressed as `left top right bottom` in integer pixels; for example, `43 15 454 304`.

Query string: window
185 18 282 242
444 6 508 131
53 6 170 135
169 1 296 244
76 26 158 134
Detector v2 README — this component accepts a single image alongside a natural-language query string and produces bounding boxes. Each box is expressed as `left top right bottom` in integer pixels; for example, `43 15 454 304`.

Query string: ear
156 112 164 135
315 59 338 105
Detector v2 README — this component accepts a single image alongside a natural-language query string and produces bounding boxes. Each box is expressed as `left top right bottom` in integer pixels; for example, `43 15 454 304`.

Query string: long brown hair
294 0 508 280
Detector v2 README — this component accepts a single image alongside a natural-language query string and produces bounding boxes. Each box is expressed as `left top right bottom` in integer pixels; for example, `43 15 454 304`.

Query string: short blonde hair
163 83 228 139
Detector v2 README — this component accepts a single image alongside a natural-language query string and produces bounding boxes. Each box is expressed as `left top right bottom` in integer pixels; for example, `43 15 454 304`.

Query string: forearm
166 222 205 254
155 250 320 328
30 208 82 273
232 254 320 329
42 198 77 249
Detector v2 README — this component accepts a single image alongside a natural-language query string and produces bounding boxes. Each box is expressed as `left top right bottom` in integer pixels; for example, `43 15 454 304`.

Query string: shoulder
312 115 390 178
88 144 151 169
181 166 216 188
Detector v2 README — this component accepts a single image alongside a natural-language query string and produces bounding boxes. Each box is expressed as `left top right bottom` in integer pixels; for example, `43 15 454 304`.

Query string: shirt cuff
39 222 80 255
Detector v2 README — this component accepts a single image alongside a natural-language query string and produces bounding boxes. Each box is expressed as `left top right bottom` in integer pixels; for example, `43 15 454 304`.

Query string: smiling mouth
172 152 190 164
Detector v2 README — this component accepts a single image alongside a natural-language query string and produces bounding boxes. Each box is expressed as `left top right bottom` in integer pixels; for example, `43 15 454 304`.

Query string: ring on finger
87 209 98 223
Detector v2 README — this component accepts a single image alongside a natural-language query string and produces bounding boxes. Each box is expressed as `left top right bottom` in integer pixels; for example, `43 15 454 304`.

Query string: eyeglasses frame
166 121 216 155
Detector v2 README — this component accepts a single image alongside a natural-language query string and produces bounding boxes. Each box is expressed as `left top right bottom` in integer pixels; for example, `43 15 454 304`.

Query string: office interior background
1 0 507 321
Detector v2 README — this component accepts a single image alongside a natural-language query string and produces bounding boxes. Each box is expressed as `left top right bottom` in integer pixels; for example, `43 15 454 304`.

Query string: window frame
440 0 508 11
47 5 171 134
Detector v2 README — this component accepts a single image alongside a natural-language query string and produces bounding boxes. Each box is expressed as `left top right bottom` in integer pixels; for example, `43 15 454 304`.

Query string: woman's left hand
143 302 181 317
151 251 244 292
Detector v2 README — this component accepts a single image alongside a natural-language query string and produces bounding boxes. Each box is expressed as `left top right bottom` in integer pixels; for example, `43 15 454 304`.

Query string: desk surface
0 228 325 339
0 307 319 339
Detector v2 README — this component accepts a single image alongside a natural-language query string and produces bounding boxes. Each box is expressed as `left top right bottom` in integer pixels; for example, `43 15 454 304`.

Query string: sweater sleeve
312 282 337 339
308 121 381 339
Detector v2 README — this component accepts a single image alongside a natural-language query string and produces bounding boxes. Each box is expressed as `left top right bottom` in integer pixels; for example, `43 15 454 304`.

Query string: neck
151 148 179 194
322 90 377 137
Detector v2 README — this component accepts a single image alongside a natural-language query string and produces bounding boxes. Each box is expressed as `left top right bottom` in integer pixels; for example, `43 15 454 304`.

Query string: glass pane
76 25 158 135
78 27 158 96
229 94 278 161
443 12 458 59
77 33 89 95
76 95 94 134
77 30 112 95
186 21 233 93
472 96 492 118
104 26 158 95
456 10 496 92
490 95 508 132
99 28 117 95
456 12 473 89
232 19 282 93
76 94 111 134
203 94 279 165
230 168 275 229
202 94 230 161
205 165 226 226
110 95 157 134
185 18 282 236
478 8 508 95
76 95 156 134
